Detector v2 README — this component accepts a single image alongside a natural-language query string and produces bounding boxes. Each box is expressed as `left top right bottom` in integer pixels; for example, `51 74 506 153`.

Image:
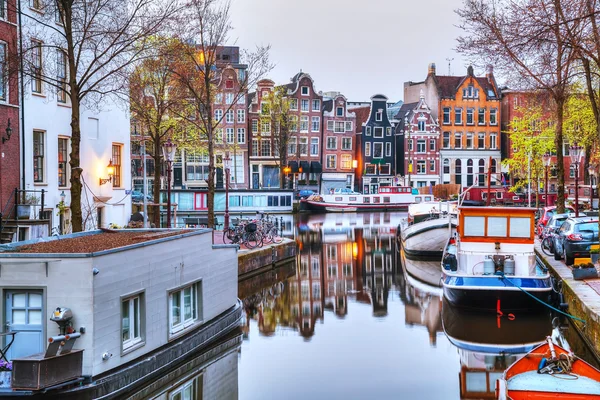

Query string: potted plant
572 262 598 280
297 179 306 185
591 248 600 264
17 194 39 219
309 180 318 185
0 360 12 388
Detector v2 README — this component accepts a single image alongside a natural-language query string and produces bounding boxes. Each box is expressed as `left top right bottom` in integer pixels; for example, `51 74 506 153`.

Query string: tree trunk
69 91 83 232
555 98 566 214
207 125 215 228
153 130 162 227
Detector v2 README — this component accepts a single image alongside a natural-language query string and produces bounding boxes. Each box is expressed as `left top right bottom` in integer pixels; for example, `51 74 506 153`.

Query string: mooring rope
498 272 586 325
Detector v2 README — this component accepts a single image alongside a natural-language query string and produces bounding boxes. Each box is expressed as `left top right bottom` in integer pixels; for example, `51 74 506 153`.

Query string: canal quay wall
535 243 600 358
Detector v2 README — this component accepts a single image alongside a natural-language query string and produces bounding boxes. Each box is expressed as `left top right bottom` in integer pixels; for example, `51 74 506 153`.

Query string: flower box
0 371 11 388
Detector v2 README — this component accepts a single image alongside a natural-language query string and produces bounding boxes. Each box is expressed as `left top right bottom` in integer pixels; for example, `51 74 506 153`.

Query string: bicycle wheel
270 227 283 244
541 237 554 256
223 227 235 244
245 232 259 249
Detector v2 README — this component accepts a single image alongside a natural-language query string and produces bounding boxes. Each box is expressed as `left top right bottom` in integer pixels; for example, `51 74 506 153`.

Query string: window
366 126 371 136
443 132 450 148
33 130 45 182
408 139 413 151
215 128 223 143
251 119 258 133
418 120 425 131
226 128 234 144
215 93 222 104
429 139 435 151
336 106 344 116
225 93 234 104
169 282 201 336
260 102 269 114
237 93 245 104
417 139 426 153
365 142 371 156
299 137 308 155
478 133 485 149
288 137 297 155
122 293 144 352
334 121 345 133
261 120 270 134
373 142 383 158
365 164 376 174
490 108 498 125
312 99 320 111
0 0 6 19
376 110 383 121
380 164 390 175
429 160 435 172
112 144 122 187
454 133 462 149
225 110 234 123
385 142 391 156
374 127 384 138
290 116 298 132
58 137 69 187
30 0 42 11
443 159 450 173
342 137 352 150
466 133 473 149
300 116 309 132
301 99 309 112
261 140 271 157
326 155 336 169
466 108 474 125
443 107 451 124
214 109 222 122
417 160 426 174
386 127 392 136
341 154 352 169
237 128 245 144
311 116 320 132
31 40 42 94
326 136 337 150
236 109 245 123
252 139 258 156
310 138 318 156
0 43 6 101
490 133 497 149
455 108 463 124
289 98 298 110
345 121 353 132
478 108 485 125
56 49 68 103
301 86 309 95
327 120 334 131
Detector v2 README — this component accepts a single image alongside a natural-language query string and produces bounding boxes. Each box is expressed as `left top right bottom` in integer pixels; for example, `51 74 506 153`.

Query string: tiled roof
435 75 497 99
394 102 418 130
352 106 371 133
323 99 333 113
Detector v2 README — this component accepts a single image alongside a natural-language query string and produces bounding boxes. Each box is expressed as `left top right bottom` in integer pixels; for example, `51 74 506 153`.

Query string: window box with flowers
0 360 12 388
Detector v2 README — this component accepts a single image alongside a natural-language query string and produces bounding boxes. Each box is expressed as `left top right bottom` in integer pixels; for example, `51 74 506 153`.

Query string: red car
537 205 575 238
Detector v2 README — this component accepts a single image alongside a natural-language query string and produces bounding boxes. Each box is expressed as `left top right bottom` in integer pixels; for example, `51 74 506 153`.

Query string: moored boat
301 186 433 212
497 337 600 399
440 206 552 311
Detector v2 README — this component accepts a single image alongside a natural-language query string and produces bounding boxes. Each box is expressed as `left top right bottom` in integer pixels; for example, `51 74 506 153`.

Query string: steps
0 223 16 244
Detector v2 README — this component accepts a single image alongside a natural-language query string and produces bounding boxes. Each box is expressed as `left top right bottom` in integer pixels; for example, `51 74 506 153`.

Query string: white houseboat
440 206 552 310
0 228 240 398
300 186 431 213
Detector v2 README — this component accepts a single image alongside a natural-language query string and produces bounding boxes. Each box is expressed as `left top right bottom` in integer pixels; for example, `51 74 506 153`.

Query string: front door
370 184 378 194
252 173 260 189
4 290 44 360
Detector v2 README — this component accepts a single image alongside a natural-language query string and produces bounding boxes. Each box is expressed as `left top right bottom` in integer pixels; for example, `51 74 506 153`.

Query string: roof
435 75 498 99
323 99 333 113
394 102 418 129
352 106 371 133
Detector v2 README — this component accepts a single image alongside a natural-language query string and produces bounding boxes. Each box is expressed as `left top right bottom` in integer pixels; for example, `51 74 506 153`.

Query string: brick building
405 64 502 188
321 93 357 192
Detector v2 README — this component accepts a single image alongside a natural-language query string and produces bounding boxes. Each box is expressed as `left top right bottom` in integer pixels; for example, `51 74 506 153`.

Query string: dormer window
301 86 309 95
376 110 383 122
336 107 344 117
462 86 479 99
418 120 425 131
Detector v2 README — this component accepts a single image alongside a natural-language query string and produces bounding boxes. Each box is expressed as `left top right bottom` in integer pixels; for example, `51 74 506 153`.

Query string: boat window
335 197 342 201
383 197 390 203
373 197 380 203
415 196 422 203
509 217 531 238
488 216 507 237
425 196 432 201
464 216 485 236
465 371 487 392
363 197 370 203
349 196 357 201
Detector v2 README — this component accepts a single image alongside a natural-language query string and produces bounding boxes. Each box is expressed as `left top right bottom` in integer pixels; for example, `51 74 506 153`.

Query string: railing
0 188 48 241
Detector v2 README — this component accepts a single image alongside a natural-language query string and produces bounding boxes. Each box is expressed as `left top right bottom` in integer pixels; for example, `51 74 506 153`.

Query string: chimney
467 65 474 76
486 65 494 83
428 63 436 76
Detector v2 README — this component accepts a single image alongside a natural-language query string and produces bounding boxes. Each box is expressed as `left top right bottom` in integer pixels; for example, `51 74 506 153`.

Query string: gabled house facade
357 94 397 194
321 93 356 193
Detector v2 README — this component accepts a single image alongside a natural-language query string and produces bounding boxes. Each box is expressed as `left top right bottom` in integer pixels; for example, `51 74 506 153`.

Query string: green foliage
564 90 597 149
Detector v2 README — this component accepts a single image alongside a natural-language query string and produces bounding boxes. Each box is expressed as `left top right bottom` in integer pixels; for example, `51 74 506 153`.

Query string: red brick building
0 0 20 211
321 93 356 192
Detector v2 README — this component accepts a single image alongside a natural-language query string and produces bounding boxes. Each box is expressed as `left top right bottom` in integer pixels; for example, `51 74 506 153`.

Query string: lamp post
404 117 412 187
569 144 584 217
162 138 177 228
588 163 597 214
224 152 231 231
543 153 551 207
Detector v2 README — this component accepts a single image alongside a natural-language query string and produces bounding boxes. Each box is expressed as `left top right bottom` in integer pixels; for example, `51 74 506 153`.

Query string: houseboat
440 206 553 310
300 186 431 213
398 201 457 260
0 228 241 398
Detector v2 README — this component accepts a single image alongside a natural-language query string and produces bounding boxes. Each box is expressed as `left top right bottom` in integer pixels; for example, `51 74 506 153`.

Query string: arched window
467 159 474 186
455 159 462 185
443 159 450 174
491 159 497 173
478 159 485 173
478 159 486 187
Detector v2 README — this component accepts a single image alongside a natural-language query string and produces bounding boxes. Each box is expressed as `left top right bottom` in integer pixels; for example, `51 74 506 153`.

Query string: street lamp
224 152 231 231
162 138 177 228
404 117 412 187
569 143 584 217
542 153 552 207
588 163 597 213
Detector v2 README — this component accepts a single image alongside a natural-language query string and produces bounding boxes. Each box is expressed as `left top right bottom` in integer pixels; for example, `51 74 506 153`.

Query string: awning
287 161 299 173
300 161 310 173
310 161 322 173
371 159 386 165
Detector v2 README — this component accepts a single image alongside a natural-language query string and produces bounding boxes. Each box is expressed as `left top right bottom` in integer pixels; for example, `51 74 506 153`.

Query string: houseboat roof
0 229 202 257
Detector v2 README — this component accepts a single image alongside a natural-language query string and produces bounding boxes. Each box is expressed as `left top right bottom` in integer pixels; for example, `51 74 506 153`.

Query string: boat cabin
378 186 412 194
458 207 536 244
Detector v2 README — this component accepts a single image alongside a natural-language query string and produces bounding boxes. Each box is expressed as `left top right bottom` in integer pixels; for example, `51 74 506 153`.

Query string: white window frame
326 154 336 169
416 139 426 153
342 137 352 150
251 119 258 133
300 116 309 132
376 110 383 121
341 154 352 169
366 126 371 136
237 128 245 144
289 98 298 110
490 108 498 125
336 106 344 116
310 137 319 156
365 142 371 156
443 107 451 124
345 121 353 132
236 109 245 123
385 142 392 157
312 99 320 111
300 137 308 155
121 292 145 353
455 108 463 125
225 92 234 104
373 142 383 158
326 136 337 150
490 133 497 149
226 128 234 144
225 109 234 123
168 282 201 337
327 120 334 131
301 86 309 95
311 116 320 132
374 127 384 138
214 109 223 122
301 99 309 112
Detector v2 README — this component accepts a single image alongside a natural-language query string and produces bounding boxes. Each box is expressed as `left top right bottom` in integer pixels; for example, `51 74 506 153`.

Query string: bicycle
541 235 555 256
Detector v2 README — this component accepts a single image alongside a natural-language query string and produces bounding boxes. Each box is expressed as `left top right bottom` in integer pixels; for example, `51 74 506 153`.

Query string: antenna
446 57 454 75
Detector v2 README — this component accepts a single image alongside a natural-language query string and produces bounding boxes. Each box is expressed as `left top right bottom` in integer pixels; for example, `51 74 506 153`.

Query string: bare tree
457 0 578 212
262 86 293 188
19 0 182 231
170 0 272 227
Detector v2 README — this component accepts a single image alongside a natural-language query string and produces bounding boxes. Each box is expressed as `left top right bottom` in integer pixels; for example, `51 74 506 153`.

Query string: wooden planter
572 267 598 280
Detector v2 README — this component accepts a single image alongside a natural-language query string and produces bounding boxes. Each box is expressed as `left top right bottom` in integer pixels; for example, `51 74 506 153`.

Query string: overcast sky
229 0 475 102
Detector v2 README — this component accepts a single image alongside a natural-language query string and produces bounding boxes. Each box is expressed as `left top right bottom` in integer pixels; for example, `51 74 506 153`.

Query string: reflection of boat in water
442 298 552 399
400 246 442 291
497 337 600 399
325 206 358 213
398 201 457 260
300 186 425 212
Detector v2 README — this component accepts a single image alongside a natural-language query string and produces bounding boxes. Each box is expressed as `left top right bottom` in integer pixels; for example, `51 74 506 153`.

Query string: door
174 166 182 187
252 173 260 189
370 184 378 194
4 290 44 360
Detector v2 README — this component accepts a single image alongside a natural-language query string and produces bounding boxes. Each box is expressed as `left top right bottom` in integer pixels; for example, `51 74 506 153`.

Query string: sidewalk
535 241 600 357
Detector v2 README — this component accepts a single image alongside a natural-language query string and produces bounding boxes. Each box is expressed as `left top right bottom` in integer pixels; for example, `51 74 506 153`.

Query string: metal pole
408 126 412 187
545 165 549 207
166 161 172 228
142 140 148 228
575 163 580 217
224 167 230 231
527 151 531 207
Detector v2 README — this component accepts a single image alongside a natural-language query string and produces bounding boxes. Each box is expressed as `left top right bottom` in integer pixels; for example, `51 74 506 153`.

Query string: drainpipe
18 0 25 190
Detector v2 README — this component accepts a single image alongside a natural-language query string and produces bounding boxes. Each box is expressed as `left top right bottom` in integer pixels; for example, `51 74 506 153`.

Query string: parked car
553 216 598 265
543 213 579 237
332 188 360 195
296 190 316 199
537 205 575 238
131 190 153 203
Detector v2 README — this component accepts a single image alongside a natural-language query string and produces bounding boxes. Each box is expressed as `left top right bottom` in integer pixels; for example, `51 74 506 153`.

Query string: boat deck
508 370 600 395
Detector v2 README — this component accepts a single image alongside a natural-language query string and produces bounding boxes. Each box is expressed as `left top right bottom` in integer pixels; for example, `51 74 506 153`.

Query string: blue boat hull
442 274 553 311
